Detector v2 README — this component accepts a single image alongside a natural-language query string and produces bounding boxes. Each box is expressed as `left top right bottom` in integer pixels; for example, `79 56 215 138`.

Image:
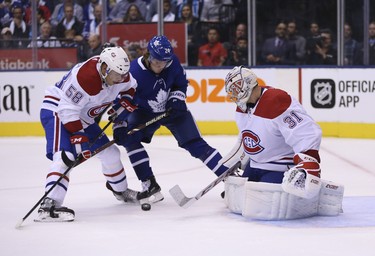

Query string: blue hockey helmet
147 35 174 62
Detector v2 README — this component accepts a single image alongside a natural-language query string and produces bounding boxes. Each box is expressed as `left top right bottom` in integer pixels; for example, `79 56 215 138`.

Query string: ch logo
311 79 335 108
242 130 264 155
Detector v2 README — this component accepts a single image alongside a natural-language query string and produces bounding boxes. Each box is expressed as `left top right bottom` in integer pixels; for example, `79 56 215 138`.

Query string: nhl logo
311 79 335 108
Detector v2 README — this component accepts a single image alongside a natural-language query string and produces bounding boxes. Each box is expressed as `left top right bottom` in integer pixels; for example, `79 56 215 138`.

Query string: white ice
1 136 375 256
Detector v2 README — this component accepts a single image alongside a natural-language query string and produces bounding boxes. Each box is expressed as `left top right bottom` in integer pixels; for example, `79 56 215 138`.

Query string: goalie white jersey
236 87 322 172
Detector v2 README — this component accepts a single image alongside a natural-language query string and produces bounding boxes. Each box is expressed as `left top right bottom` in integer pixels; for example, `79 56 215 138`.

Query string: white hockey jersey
41 56 137 133
236 87 322 172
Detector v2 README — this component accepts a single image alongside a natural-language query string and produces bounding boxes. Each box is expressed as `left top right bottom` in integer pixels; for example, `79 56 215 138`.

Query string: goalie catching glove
70 131 91 159
282 153 321 199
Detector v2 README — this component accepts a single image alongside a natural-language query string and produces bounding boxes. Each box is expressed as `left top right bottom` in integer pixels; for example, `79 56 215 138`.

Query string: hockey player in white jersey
221 66 344 220
36 46 140 222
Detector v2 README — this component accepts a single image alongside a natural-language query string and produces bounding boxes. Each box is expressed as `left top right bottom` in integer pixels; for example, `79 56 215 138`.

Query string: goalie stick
169 161 241 208
15 111 170 229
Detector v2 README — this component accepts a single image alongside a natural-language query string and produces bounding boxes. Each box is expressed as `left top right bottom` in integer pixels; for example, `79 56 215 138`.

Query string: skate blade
139 192 164 205
34 212 74 223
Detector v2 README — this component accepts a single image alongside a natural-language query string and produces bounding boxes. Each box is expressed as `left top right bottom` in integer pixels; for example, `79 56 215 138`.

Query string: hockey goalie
220 66 344 220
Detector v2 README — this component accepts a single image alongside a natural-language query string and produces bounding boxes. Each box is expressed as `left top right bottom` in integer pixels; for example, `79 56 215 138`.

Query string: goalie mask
98 46 130 82
225 66 258 112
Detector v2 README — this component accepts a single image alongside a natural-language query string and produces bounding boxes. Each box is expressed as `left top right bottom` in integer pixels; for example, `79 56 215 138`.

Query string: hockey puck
141 203 151 211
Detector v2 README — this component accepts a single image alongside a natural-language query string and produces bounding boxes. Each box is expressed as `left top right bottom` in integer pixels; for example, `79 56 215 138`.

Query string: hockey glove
108 95 138 122
282 153 321 199
70 132 91 159
166 90 187 118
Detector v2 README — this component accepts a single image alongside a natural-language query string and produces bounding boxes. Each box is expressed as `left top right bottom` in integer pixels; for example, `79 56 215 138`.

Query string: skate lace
141 180 151 192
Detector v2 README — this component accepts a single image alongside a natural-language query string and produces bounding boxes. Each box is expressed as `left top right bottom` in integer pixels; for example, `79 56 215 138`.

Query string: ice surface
1 136 375 256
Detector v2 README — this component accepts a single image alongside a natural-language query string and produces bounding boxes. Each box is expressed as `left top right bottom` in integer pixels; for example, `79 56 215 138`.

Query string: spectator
286 20 306 64
177 3 199 65
369 21 375 65
200 0 232 22
224 22 247 50
123 3 144 23
175 0 202 20
151 0 175 22
82 33 102 60
0 26 16 48
260 21 296 65
225 36 248 65
24 0 51 26
28 21 61 48
60 28 78 47
145 0 176 22
109 0 147 23
305 21 320 58
50 0 84 27
197 27 227 66
306 28 337 65
0 0 12 27
344 22 362 65
55 3 84 44
4 4 30 48
82 3 102 39
126 43 143 60
82 0 100 24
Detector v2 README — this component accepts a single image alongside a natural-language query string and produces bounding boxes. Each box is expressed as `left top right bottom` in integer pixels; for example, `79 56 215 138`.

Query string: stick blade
15 219 24 229
169 185 196 208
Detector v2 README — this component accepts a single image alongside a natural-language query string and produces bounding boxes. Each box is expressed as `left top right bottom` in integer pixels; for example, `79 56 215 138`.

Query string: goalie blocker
224 176 344 220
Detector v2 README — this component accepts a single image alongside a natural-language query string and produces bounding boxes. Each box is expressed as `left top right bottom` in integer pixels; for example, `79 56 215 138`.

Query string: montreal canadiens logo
242 130 264 155
88 103 111 117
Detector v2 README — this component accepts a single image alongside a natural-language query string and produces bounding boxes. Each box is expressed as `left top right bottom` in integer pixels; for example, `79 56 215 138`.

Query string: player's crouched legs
96 144 140 203
224 177 344 220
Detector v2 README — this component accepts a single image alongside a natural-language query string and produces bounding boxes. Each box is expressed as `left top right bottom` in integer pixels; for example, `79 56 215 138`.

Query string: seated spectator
260 21 296 65
200 0 233 22
175 0 202 20
0 0 12 27
369 21 375 65
224 22 247 50
126 43 143 60
344 22 362 65
123 3 144 23
177 3 199 65
24 0 51 26
60 28 78 47
109 0 147 23
286 20 306 64
4 3 30 48
0 26 16 48
82 0 100 24
28 21 61 48
225 36 248 65
197 27 227 66
50 0 83 27
81 33 102 60
305 28 337 65
55 3 84 44
151 0 175 22
82 3 102 39
305 21 320 57
146 0 176 22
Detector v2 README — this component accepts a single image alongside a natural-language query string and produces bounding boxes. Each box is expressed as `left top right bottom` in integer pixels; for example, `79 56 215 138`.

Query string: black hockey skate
137 176 164 204
34 197 75 222
106 182 140 204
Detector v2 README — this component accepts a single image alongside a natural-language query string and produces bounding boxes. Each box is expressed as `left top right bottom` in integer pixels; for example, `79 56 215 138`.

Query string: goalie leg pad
318 180 344 216
242 182 319 220
224 176 247 214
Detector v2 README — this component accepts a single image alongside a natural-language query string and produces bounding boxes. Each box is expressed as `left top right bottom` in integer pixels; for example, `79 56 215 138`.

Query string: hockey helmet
99 46 130 79
147 35 174 62
225 66 258 111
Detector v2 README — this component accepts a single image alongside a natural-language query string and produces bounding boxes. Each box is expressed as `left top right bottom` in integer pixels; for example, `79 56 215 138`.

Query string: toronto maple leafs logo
148 89 169 112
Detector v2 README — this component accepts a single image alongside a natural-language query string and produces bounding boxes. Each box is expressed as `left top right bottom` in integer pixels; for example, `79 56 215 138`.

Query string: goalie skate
137 176 164 205
34 198 75 223
106 182 140 204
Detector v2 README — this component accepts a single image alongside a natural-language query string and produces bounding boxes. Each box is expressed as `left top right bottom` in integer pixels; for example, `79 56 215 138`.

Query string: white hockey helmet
224 66 258 111
98 46 130 79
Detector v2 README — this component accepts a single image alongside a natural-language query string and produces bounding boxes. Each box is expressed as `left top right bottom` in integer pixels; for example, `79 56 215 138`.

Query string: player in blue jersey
112 35 229 204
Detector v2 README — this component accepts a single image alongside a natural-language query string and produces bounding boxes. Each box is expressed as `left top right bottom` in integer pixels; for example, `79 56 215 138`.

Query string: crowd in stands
0 0 374 66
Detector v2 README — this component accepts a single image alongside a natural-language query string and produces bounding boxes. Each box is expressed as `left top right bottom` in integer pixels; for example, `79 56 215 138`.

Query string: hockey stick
169 161 241 208
15 111 170 228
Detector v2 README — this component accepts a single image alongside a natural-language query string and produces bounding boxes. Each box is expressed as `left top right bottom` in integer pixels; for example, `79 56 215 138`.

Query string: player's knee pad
96 144 123 172
224 178 344 220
